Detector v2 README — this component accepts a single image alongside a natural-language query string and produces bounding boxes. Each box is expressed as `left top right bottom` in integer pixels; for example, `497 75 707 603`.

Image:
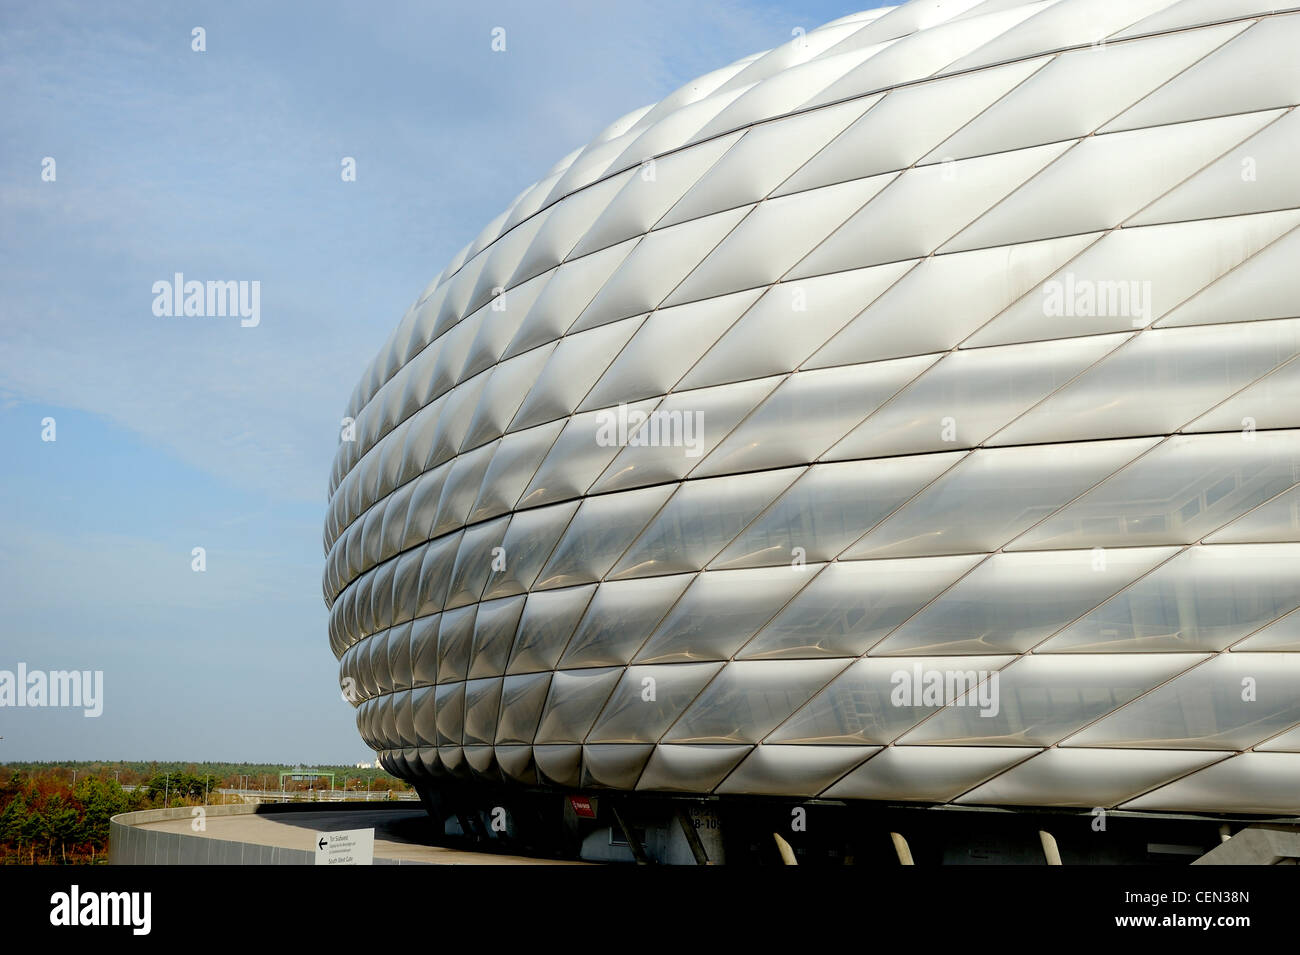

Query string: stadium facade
325 0 1300 863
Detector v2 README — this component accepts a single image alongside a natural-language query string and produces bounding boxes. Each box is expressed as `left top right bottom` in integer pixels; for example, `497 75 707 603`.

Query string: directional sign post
313 828 375 866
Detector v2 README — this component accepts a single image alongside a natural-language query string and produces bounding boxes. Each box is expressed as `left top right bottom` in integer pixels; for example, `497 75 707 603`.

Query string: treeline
2 761 412 793
0 772 146 864
1 763 413 864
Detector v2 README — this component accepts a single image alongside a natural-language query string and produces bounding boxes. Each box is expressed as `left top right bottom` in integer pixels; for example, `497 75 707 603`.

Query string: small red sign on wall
569 796 597 819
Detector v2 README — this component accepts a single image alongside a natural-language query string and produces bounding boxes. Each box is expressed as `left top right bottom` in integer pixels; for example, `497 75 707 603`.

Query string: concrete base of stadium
415 782 1300 865
109 802 585 865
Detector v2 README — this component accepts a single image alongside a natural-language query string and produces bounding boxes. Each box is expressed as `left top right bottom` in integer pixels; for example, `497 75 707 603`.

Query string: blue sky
0 0 882 762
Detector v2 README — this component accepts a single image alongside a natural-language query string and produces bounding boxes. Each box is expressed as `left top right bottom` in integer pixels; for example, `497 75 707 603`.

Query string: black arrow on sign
318 837 328 850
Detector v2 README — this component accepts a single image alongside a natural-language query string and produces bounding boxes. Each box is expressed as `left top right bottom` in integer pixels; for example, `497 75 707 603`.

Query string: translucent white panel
835 0 983 45
587 663 725 743
695 357 939 478
779 58 1043 195
897 653 1206 746
387 621 413 689
459 344 556 452
414 531 461 618
824 746 1033 802
678 262 913 390
502 240 635 359
664 659 845 743
1041 545 1300 652
533 485 675 590
628 57 751 134
1067 653 1300 749
436 744 466 777
875 547 1178 655
770 656 1016 744
480 500 579 601
1114 0 1286 38
808 233 1096 368
967 213 1300 347
534 667 622 743
507 585 597 675
464 214 549 320
591 378 782 494
1011 432 1300 551
408 281 452 356
571 207 750 334
664 175 895 307
508 171 633 287
434 681 465 746
542 134 638 209
463 744 498 779
1161 227 1300 329
516 400 659 510
467 595 526 680
992 321 1300 445
495 670 552 744
807 5 1046 109
662 98 876 227
634 566 818 664
462 677 504 745
1186 352 1300 435
691 48 881 143
567 133 741 258
426 310 481 399
508 315 646 432
1257 724 1300 752
581 744 655 790
465 208 511 263
410 614 440 686
944 112 1279 253
609 468 804 579
494 744 536 784
436 604 476 684
579 289 763 410
722 20 874 90
1121 752 1300 814
833 336 1124 459
717 744 877 797
426 375 489 471
387 545 418 628
714 454 966 570
533 744 583 788
444 515 509 610
611 86 751 174
1232 608 1300 651
398 404 441 490
635 744 753 794
929 23 1243 162
1105 15 1300 133
467 420 563 524
367 560 396 633
956 748 1227 808
559 574 694 667
944 0 1183 74
740 555 981 659
411 686 436 745
354 632 379 698
845 439 1156 559
793 143 1068 277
